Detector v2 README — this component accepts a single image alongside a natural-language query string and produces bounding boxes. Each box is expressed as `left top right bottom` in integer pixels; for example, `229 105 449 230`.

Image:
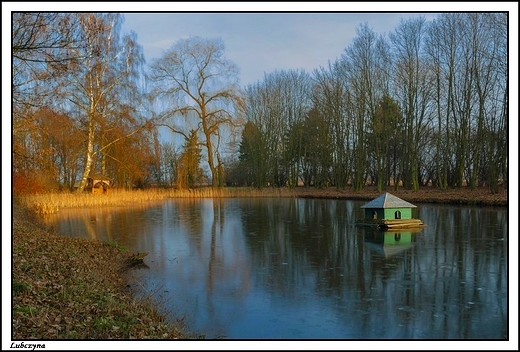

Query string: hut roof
361 192 417 209
88 173 110 181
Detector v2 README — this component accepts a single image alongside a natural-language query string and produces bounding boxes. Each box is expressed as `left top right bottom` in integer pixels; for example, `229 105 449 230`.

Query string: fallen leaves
12 200 196 340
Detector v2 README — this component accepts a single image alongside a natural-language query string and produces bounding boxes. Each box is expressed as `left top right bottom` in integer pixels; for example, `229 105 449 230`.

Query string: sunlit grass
17 185 507 214
18 187 297 213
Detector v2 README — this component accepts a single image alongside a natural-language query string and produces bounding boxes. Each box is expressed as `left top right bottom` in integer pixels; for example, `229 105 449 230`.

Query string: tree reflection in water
45 199 508 339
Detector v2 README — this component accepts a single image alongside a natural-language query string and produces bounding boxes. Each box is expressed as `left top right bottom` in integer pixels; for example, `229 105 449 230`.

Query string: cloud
123 13 389 85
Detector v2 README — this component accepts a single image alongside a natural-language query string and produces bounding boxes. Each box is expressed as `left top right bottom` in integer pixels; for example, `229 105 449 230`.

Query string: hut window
395 210 401 219
372 211 377 219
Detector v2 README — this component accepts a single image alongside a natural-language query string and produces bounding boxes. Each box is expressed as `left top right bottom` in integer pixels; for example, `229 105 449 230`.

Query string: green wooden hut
361 192 416 220
356 192 426 230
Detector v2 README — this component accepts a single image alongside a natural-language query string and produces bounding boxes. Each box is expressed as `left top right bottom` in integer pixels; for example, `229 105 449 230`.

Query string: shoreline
19 186 507 215
11 200 197 339
10 186 507 339
286 186 508 207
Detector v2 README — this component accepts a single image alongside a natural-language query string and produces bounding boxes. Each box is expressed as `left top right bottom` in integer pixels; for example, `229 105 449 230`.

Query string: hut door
394 210 401 219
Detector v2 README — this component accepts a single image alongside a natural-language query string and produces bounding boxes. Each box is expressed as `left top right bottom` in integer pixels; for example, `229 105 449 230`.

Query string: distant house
356 192 426 230
86 173 110 194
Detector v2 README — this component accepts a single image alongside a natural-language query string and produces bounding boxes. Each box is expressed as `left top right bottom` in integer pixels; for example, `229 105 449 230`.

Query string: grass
19 187 277 214
19 185 507 215
104 238 128 252
11 199 198 339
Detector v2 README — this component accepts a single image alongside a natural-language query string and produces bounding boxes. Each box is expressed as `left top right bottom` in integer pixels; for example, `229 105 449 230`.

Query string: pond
43 198 508 339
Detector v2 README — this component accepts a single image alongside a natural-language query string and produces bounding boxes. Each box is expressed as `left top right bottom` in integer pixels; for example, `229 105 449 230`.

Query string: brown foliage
12 171 59 196
13 172 44 196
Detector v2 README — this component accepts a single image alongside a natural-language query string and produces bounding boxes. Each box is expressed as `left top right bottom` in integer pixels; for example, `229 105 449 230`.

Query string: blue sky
4 2 515 88
121 12 436 86
111 3 513 87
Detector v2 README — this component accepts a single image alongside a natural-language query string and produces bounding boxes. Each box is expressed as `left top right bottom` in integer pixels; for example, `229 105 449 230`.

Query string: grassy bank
290 185 508 207
19 186 507 215
11 199 198 339
19 187 269 214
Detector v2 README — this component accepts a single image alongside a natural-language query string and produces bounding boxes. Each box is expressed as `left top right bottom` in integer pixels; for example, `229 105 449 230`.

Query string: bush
13 171 60 196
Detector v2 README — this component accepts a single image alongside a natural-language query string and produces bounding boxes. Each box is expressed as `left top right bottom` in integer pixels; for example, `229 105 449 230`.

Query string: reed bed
18 187 296 214
17 185 506 215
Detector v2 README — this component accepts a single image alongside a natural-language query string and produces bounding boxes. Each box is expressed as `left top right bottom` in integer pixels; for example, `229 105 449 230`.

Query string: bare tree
341 23 386 191
243 69 313 187
149 36 244 187
390 16 433 191
313 61 352 189
426 13 507 190
12 13 82 182
12 13 81 110
425 14 454 189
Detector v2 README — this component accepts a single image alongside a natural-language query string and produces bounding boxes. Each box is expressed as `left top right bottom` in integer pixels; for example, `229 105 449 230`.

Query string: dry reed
17 185 506 214
18 187 296 213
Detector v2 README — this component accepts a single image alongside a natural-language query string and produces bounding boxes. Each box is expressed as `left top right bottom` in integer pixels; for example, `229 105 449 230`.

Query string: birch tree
49 13 147 192
61 13 147 192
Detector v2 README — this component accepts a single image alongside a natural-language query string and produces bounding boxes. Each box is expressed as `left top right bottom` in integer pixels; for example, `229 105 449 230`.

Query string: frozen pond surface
45 198 508 339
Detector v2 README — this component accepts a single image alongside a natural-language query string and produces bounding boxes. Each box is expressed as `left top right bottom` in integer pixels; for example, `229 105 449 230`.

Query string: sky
4 2 516 88
4 2 517 88
104 3 516 88
121 12 436 87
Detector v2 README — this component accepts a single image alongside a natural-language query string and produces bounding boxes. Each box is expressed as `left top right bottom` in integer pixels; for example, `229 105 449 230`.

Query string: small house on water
355 192 426 230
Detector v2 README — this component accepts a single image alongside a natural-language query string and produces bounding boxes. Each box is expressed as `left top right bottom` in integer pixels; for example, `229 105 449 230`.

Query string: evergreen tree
177 130 204 188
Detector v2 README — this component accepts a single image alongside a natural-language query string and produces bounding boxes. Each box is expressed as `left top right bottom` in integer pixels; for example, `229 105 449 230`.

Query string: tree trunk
76 115 95 193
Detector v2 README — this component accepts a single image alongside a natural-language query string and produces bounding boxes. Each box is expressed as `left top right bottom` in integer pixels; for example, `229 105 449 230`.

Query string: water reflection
363 230 418 258
44 198 508 339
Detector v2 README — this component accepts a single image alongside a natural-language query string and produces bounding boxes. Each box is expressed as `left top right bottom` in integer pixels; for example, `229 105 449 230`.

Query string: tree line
12 13 508 194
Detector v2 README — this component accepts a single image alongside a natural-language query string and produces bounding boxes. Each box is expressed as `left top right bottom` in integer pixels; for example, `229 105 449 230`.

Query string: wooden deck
355 218 427 230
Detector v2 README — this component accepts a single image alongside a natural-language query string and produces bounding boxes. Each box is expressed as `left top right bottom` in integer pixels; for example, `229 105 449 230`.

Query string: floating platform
355 218 427 230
